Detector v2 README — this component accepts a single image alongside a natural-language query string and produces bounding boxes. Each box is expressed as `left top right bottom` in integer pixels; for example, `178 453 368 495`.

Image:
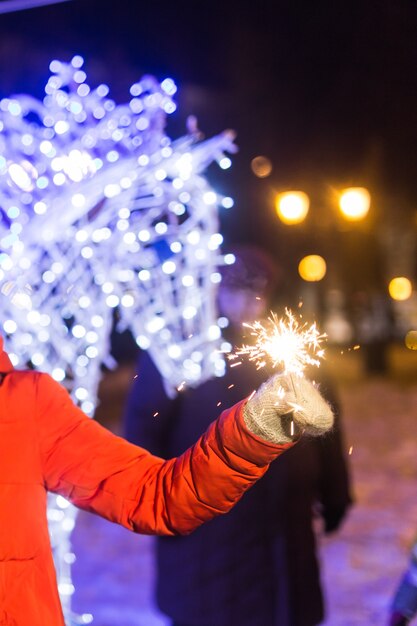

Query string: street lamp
275 190 310 225
298 254 327 282
405 330 417 350
339 187 371 221
388 276 412 301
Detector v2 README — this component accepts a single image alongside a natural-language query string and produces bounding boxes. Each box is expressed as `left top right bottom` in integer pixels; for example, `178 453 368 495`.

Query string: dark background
0 0 416 300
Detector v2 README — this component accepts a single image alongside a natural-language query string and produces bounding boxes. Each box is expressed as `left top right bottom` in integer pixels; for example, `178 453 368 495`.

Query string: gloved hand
243 372 334 444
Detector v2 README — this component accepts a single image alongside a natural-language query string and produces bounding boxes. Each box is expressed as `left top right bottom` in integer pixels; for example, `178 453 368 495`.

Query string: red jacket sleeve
35 372 293 535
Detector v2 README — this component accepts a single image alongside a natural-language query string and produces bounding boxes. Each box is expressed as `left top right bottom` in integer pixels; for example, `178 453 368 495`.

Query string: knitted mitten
243 372 334 444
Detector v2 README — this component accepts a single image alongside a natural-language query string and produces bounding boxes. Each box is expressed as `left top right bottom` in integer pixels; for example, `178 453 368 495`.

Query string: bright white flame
234 309 326 376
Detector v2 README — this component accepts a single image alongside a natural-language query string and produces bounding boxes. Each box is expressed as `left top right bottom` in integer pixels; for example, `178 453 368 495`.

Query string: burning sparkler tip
233 308 326 376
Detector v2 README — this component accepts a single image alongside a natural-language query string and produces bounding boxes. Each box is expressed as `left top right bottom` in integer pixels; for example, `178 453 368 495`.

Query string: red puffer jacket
0 338 291 625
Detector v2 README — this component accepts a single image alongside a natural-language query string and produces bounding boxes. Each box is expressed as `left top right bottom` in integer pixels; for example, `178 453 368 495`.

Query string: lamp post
273 186 375 346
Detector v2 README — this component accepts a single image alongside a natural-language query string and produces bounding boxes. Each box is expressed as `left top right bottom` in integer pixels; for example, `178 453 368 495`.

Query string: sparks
233 308 326 376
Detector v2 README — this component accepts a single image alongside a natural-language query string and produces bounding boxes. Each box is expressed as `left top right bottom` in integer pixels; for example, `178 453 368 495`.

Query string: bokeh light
298 255 327 282
388 276 412 301
275 191 310 225
251 155 272 178
405 330 417 350
339 187 371 221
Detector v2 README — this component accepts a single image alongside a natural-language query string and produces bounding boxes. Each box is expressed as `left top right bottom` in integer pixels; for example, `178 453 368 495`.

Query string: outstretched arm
35 372 291 535
35 370 334 536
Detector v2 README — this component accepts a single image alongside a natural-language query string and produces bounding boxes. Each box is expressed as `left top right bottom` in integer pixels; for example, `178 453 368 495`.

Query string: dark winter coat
123 350 352 626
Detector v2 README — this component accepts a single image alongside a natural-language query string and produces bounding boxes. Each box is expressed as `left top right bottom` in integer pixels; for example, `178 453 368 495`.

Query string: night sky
0 0 416 296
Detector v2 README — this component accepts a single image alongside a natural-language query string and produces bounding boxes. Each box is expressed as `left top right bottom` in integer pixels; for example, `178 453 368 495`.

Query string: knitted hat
0 336 13 372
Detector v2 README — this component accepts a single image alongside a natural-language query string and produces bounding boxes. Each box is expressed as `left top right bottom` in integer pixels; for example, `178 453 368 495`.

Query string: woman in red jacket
0 336 333 625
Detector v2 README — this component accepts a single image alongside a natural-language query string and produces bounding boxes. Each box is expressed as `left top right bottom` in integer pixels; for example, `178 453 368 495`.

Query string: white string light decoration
0 56 236 624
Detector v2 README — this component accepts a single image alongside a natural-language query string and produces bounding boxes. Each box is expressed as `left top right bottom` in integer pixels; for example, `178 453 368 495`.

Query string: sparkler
233 308 326 377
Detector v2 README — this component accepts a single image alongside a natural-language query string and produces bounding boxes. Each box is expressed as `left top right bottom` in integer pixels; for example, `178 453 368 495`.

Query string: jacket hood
0 336 14 372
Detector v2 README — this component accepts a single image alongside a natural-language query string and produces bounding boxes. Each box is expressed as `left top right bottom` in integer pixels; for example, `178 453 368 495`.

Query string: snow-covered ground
71 346 417 625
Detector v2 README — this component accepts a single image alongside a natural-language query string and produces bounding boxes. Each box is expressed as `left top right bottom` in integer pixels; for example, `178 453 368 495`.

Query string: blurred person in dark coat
123 245 353 626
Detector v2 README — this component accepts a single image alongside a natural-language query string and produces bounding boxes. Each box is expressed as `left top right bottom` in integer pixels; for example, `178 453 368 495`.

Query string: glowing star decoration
0 56 236 624
233 309 326 377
